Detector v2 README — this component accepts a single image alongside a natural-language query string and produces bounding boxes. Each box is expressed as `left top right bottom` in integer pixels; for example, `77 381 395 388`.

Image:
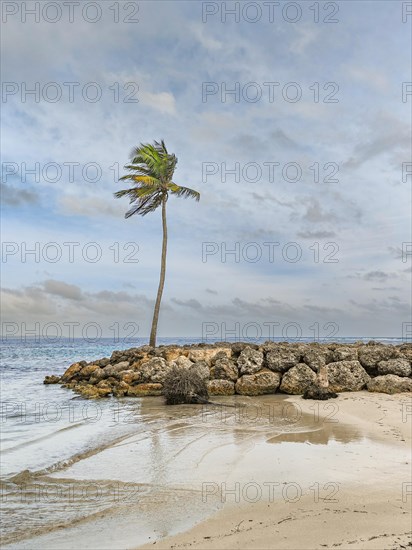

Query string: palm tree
114 140 200 347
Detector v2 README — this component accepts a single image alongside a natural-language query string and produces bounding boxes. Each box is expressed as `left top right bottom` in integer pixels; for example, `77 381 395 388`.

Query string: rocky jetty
44 341 412 399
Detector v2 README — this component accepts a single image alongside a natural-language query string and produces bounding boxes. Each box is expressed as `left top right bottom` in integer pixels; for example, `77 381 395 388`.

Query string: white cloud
139 91 177 115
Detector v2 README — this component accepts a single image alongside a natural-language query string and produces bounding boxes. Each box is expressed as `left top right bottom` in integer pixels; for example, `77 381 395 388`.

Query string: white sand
139 392 412 550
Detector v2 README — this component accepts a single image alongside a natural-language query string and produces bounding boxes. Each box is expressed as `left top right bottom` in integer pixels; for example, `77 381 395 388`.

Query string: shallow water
1 338 409 548
2 395 410 549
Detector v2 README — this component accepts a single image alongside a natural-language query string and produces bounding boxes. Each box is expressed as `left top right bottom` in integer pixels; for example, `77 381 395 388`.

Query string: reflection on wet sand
2 395 409 549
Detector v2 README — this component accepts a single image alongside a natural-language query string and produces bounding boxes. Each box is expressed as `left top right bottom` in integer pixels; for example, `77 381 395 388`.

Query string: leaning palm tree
114 140 200 347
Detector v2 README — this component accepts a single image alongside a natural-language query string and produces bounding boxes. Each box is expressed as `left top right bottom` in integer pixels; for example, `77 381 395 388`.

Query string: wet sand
138 392 412 550
2 392 411 549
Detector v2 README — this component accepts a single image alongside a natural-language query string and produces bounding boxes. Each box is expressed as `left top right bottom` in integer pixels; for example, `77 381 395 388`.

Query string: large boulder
112 381 130 397
61 362 82 382
102 361 130 378
377 359 411 377
210 356 238 381
89 368 107 384
266 347 301 373
139 357 171 383
301 347 331 371
231 342 258 356
279 364 317 394
160 346 188 362
110 350 135 364
188 347 231 365
172 356 194 370
367 375 412 394
235 369 281 395
238 348 264 375
119 369 142 385
208 379 235 396
326 360 370 392
78 364 100 380
43 375 61 384
399 346 412 363
332 346 358 362
358 346 398 370
96 357 110 367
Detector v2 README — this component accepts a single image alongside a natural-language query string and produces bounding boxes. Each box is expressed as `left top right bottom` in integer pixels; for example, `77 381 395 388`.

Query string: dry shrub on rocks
163 365 209 405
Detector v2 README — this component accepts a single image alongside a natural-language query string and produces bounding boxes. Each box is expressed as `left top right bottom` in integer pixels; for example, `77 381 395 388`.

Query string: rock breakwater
44 341 412 399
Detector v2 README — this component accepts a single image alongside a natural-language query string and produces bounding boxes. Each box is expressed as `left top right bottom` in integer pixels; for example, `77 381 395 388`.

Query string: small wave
37 431 136 476
1 422 85 454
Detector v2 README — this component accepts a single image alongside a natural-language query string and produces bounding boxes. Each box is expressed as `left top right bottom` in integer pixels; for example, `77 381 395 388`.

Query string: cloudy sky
1 0 411 340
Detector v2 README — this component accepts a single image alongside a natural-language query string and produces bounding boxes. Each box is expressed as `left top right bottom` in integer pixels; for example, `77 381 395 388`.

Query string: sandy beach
139 392 412 550
3 391 411 550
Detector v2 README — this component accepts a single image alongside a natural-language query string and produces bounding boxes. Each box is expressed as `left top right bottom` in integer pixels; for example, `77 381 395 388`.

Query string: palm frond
114 184 159 201
125 192 164 218
115 140 198 218
168 183 200 201
119 174 160 186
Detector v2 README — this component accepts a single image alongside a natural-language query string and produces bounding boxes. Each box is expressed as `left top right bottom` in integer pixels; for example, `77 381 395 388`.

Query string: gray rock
326 361 370 392
210 357 238 381
43 375 61 384
89 368 107 384
102 361 130 378
377 359 411 377
332 346 358 362
367 375 412 394
211 351 232 365
302 348 331 371
208 379 235 395
358 346 398 369
399 346 412 363
173 356 194 369
119 370 142 385
231 342 259 356
238 348 264 375
266 347 301 373
235 369 281 395
139 357 171 383
113 361 130 370
61 362 83 382
279 364 317 394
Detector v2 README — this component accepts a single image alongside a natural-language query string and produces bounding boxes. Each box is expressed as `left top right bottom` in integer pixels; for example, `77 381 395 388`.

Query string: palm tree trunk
149 196 167 347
